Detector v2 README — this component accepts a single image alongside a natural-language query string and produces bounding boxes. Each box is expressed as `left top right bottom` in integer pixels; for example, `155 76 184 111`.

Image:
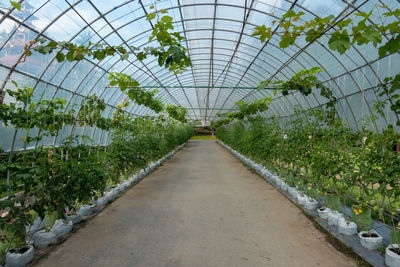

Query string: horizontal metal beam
185 107 237 110
107 85 277 90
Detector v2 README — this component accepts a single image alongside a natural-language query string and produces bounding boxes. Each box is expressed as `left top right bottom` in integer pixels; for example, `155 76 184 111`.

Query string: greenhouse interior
0 0 399 266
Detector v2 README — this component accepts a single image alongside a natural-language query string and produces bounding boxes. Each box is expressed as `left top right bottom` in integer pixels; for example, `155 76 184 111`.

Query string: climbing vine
108 73 164 113
166 104 188 123
24 9 191 74
252 6 400 125
212 97 272 127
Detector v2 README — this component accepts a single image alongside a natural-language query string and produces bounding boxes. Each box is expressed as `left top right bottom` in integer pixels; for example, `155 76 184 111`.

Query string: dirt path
35 140 356 267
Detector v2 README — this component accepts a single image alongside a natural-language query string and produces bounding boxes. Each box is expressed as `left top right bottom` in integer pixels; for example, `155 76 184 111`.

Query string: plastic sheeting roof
0 0 399 148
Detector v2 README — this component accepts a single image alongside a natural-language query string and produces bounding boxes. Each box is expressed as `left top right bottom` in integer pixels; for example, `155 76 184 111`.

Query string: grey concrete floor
35 140 356 267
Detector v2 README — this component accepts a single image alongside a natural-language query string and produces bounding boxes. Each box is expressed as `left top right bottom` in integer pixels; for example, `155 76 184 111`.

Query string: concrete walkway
35 140 356 267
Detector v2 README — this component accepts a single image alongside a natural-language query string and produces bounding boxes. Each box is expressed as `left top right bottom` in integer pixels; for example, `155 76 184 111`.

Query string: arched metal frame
0 0 399 151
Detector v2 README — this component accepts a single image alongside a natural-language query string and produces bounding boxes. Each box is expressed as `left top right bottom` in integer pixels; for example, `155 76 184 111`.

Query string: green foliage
260 67 323 96
107 117 193 182
375 74 400 126
252 7 400 119
0 84 193 251
328 30 351 54
9 1 21 11
108 73 164 113
166 104 188 123
216 109 400 237
213 97 272 127
145 5 192 74
253 7 399 57
31 39 129 62
27 7 191 74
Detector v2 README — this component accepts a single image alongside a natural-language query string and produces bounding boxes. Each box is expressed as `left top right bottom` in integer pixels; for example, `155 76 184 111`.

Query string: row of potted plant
2 141 187 267
216 110 399 267
0 91 192 266
219 140 400 266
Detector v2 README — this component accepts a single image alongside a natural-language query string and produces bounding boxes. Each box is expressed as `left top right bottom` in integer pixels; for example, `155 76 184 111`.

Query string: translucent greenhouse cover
0 0 399 150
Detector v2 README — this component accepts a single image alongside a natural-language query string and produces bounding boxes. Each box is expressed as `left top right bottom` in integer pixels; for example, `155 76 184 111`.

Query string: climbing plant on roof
212 96 272 127
252 5 400 125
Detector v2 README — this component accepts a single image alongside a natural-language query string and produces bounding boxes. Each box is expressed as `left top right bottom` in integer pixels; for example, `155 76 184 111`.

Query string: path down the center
36 140 356 267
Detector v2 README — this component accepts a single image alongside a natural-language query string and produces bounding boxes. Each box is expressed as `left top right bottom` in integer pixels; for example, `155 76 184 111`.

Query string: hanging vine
252 6 400 125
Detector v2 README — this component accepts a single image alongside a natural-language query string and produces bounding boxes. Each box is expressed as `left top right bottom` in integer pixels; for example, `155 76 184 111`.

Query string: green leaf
36 37 47 43
10 1 21 11
363 26 382 47
161 15 173 24
279 33 296 48
328 30 350 54
55 52 65 63
120 53 129 61
252 25 271 43
378 35 400 58
146 13 156 21
137 52 147 61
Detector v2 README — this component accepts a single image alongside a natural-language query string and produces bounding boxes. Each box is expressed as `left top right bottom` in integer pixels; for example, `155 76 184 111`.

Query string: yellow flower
358 209 362 214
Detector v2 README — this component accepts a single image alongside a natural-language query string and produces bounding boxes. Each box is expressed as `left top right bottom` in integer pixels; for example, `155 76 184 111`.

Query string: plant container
51 219 73 237
328 210 343 226
32 229 57 248
317 207 331 219
337 217 358 235
66 213 83 224
280 182 288 192
6 245 34 267
385 244 400 267
358 230 383 249
297 193 306 205
288 187 298 199
79 204 95 217
26 217 45 237
96 196 108 207
304 197 319 210
105 190 116 202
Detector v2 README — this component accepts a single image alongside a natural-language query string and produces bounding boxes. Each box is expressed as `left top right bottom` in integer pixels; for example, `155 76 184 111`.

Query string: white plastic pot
112 186 121 195
32 229 57 248
385 244 400 267
288 187 298 199
105 190 116 202
304 197 319 210
132 173 141 183
317 207 331 219
67 213 83 224
337 217 358 235
96 196 108 207
6 245 34 267
51 219 73 237
272 176 280 185
328 210 343 226
358 230 383 249
26 217 45 237
297 194 306 205
261 170 270 178
280 182 288 192
119 182 129 191
79 204 95 217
